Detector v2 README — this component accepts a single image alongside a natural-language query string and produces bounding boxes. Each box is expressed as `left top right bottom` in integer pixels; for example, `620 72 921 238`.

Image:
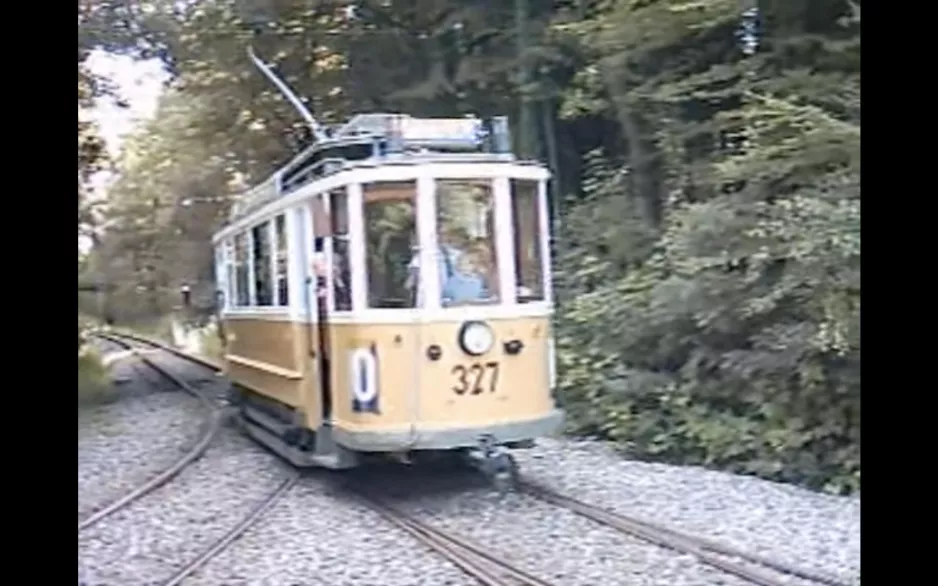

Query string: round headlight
458 321 494 356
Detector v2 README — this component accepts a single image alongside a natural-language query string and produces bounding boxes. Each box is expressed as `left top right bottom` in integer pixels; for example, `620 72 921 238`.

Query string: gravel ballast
79 430 860 586
80 348 859 586
514 438 861 585
391 478 759 586
78 351 206 521
182 476 478 586
163 441 860 586
78 427 291 586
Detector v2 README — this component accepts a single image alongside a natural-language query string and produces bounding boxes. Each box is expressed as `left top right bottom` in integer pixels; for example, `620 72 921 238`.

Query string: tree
554 0 860 493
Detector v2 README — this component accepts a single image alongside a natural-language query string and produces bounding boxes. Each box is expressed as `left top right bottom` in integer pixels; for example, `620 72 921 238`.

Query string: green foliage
195 325 225 363
129 316 177 344
554 0 860 494
78 340 114 407
78 61 108 239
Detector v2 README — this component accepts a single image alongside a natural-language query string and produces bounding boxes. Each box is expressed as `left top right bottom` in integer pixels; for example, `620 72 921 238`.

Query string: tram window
274 214 289 306
233 234 251 306
224 240 236 309
252 222 274 306
311 198 330 237
330 190 352 311
436 179 500 307
511 180 545 303
363 182 417 309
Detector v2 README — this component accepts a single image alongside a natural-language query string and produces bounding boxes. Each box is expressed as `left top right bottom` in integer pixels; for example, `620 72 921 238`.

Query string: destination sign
397 117 484 144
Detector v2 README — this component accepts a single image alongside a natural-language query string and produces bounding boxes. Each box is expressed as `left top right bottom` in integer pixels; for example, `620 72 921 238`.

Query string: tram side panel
224 316 322 428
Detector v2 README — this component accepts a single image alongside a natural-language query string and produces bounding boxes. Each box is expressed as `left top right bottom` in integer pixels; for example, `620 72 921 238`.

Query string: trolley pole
515 0 536 160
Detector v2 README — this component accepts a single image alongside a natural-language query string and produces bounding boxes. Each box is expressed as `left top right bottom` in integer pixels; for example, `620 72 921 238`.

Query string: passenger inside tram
311 239 348 307
438 225 489 305
405 180 496 307
406 226 488 307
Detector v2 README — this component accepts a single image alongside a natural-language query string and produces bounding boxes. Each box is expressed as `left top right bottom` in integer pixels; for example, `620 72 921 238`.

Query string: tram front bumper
332 409 565 452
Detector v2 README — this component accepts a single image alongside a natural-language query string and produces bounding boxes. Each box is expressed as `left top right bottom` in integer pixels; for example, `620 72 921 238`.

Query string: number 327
451 362 500 395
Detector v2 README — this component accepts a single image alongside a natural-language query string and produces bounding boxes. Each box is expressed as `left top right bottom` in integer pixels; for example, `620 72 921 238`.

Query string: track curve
78 332 222 532
160 471 300 586
521 480 850 586
99 331 851 586
349 481 559 586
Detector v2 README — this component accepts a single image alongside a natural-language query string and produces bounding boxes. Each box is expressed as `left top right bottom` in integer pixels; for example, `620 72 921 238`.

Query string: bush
195 322 224 363
130 316 176 344
554 180 860 495
78 345 115 406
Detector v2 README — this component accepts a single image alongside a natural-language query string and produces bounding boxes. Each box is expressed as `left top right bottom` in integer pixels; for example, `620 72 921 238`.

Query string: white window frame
247 228 257 306
285 206 305 320
537 179 554 304
355 178 424 313
415 174 440 311
233 232 250 308
272 213 290 308
267 219 278 306
213 163 553 323
345 183 366 312
301 203 319 321
322 192 336 314
492 176 517 306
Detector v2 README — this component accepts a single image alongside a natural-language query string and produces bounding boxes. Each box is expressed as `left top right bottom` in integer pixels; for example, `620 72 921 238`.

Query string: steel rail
350 484 558 586
522 481 851 586
160 472 300 586
78 332 222 532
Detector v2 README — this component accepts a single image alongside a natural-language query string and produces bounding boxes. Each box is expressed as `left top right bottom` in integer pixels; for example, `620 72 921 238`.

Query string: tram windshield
363 181 418 309
435 179 500 307
360 176 545 311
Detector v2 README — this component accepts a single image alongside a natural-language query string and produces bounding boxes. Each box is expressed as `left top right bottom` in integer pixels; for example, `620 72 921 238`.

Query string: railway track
350 483 560 586
160 471 300 586
349 473 850 586
93 332 852 586
520 481 850 586
81 331 299 586
79 332 222 532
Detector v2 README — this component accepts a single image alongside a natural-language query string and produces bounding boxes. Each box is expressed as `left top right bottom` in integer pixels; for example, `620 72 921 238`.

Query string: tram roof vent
331 113 406 138
332 113 513 154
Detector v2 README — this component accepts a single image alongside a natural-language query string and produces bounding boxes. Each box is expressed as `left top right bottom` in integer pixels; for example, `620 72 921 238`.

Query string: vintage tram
210 48 562 484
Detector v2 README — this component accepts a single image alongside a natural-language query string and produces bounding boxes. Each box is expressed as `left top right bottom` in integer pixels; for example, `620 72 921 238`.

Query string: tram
210 47 563 484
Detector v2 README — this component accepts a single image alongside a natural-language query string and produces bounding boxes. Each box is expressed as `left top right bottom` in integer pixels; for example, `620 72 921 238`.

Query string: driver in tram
405 223 488 307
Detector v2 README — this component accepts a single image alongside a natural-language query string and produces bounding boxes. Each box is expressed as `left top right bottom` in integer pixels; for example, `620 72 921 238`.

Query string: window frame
431 177 508 307
272 213 290 307
213 162 554 319
536 178 554 304
233 231 252 307
360 180 419 310
509 178 546 303
329 188 353 312
250 220 274 307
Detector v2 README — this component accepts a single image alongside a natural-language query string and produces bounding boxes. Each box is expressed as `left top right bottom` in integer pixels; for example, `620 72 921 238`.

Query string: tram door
358 181 423 434
309 189 352 424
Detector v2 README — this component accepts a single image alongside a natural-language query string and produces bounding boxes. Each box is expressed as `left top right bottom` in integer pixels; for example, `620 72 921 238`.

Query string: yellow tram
210 49 562 484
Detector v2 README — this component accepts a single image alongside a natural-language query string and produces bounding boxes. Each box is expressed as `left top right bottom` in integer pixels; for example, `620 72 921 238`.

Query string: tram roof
224 114 546 224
